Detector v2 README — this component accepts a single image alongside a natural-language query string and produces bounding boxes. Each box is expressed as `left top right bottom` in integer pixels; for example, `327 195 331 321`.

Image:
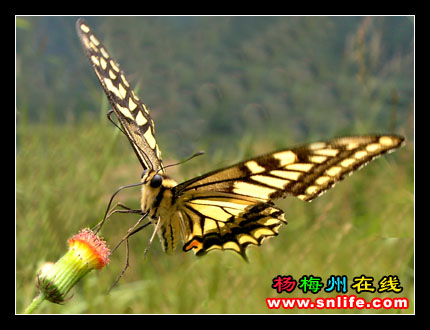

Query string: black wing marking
173 135 404 257
76 18 163 172
174 135 404 202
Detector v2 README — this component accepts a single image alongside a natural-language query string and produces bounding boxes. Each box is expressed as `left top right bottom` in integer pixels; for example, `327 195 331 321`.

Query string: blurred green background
16 16 414 314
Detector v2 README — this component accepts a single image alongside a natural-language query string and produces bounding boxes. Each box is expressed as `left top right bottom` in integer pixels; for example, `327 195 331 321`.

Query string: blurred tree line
16 16 413 157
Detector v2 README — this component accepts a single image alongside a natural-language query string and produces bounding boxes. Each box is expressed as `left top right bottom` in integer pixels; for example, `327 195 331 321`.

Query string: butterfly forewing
174 135 404 257
76 18 163 172
174 135 404 201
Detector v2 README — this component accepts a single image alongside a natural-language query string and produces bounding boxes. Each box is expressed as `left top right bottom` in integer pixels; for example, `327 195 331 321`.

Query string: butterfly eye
150 174 163 188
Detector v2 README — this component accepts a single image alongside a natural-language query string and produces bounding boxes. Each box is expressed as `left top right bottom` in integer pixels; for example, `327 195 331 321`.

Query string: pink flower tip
67 228 110 269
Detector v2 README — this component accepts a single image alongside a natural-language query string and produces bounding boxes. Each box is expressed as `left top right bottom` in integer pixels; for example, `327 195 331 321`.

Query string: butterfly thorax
140 170 183 253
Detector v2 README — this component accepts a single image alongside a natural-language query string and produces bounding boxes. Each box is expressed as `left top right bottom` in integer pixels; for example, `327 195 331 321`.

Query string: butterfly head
140 169 177 214
142 169 163 188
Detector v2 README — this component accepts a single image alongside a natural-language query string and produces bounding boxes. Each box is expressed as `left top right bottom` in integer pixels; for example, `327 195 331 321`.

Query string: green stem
23 292 46 314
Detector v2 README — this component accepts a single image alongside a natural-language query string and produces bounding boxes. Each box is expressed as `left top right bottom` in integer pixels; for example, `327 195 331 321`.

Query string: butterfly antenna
158 150 205 174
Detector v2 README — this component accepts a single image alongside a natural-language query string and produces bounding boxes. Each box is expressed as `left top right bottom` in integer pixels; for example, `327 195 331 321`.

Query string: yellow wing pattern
76 18 163 172
174 135 404 258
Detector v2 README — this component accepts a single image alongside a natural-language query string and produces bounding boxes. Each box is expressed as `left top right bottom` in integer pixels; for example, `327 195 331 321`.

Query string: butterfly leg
92 202 143 234
109 214 151 291
108 202 142 216
107 109 127 136
110 212 150 255
93 181 144 234
143 218 162 261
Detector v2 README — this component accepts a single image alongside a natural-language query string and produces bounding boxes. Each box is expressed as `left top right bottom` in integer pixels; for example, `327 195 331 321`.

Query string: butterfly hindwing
76 18 163 172
180 194 286 259
174 135 404 257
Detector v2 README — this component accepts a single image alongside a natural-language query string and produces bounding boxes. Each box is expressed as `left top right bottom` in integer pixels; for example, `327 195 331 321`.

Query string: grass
16 119 413 314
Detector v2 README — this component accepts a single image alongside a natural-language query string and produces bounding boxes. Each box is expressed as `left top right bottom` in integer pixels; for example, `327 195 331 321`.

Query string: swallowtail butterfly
76 18 404 260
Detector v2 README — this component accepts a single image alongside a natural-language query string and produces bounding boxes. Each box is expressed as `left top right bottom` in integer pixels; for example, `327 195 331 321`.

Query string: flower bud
35 229 110 305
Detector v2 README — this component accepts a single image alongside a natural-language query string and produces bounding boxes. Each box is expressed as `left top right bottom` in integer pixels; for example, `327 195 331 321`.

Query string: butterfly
76 18 405 260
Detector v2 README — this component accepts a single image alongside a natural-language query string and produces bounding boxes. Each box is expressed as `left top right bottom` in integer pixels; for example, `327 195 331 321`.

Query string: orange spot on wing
184 239 202 251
